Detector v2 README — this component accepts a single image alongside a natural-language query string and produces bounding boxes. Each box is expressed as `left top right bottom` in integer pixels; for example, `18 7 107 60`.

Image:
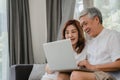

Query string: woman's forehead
66 25 77 30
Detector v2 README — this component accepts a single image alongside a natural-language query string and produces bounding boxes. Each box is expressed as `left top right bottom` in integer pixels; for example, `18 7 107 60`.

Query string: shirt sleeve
109 31 120 62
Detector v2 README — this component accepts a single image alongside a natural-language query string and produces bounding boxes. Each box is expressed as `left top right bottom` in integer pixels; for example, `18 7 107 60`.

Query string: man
70 7 120 80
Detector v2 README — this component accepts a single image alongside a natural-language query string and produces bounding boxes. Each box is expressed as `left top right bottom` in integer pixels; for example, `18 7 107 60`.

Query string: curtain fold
46 0 76 41
46 0 62 42
57 0 76 40
8 0 34 65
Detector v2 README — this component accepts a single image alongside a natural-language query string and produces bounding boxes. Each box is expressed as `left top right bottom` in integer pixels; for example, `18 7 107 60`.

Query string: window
74 0 83 19
0 0 9 80
74 0 120 32
94 0 120 32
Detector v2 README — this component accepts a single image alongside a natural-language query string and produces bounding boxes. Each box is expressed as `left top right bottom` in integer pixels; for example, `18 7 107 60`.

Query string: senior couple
42 7 120 80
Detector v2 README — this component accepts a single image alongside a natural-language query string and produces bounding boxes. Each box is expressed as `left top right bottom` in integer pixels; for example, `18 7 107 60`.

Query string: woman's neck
72 45 76 51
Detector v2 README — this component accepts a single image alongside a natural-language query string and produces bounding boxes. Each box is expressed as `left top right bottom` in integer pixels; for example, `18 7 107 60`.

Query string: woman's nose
68 33 72 37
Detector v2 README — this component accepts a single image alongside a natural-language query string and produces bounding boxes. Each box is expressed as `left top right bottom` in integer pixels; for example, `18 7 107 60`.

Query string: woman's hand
45 64 55 74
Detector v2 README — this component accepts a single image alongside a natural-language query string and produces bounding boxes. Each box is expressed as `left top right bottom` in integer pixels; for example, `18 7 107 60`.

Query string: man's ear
94 16 100 24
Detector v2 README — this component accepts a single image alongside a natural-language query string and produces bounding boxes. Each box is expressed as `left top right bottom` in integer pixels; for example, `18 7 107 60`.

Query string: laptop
43 39 93 72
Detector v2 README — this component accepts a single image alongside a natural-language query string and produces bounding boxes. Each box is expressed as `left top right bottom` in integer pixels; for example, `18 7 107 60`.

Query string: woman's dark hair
62 19 85 53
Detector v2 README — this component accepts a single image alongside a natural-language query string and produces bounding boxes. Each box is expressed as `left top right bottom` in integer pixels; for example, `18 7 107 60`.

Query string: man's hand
77 60 96 70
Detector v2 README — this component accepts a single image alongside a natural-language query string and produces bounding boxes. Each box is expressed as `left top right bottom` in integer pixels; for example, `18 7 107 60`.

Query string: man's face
79 15 99 37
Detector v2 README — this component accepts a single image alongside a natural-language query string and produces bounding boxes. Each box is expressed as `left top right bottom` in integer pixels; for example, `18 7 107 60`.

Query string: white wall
29 0 47 63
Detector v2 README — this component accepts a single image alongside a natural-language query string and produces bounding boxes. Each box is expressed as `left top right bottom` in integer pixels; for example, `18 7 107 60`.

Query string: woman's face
65 25 79 47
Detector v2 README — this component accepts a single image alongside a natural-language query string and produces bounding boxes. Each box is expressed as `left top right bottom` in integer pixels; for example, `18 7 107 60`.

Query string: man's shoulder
104 28 120 35
104 28 120 40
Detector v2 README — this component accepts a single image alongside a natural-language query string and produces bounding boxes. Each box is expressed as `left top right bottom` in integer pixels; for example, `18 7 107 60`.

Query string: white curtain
0 0 9 80
2 33 9 80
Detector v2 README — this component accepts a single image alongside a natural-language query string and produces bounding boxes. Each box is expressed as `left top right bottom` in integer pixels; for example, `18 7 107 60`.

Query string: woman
41 19 86 80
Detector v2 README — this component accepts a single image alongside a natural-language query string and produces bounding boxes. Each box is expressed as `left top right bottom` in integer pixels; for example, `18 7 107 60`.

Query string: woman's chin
72 42 76 46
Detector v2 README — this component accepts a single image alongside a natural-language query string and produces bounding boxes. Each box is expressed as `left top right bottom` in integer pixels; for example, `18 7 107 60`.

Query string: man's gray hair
79 7 103 24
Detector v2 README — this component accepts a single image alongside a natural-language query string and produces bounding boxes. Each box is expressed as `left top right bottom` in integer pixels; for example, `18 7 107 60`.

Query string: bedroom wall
29 0 47 63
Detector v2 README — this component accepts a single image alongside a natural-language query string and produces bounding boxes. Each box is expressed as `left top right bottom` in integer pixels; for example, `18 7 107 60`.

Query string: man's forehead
79 17 86 24
79 15 89 24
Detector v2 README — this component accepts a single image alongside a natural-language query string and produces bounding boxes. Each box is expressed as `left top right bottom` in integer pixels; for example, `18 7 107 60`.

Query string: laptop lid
43 39 78 71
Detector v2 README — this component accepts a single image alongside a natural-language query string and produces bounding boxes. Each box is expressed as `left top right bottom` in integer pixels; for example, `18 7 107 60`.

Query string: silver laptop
43 39 93 72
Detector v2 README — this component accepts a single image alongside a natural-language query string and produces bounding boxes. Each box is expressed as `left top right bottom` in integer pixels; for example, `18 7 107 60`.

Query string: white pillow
28 64 46 80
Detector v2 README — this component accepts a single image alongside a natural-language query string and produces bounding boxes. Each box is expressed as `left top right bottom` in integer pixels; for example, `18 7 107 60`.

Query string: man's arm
78 59 120 72
94 59 120 71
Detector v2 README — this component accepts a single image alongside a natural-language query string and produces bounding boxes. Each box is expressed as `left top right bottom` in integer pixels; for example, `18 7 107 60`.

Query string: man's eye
81 25 83 28
84 22 87 25
82 22 87 28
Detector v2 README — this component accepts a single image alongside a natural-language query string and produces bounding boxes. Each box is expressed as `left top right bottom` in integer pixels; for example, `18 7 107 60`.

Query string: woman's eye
65 31 69 34
72 30 77 33
72 31 75 33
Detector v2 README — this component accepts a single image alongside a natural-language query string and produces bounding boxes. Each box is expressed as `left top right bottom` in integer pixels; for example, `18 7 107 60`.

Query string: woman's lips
70 39 75 41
